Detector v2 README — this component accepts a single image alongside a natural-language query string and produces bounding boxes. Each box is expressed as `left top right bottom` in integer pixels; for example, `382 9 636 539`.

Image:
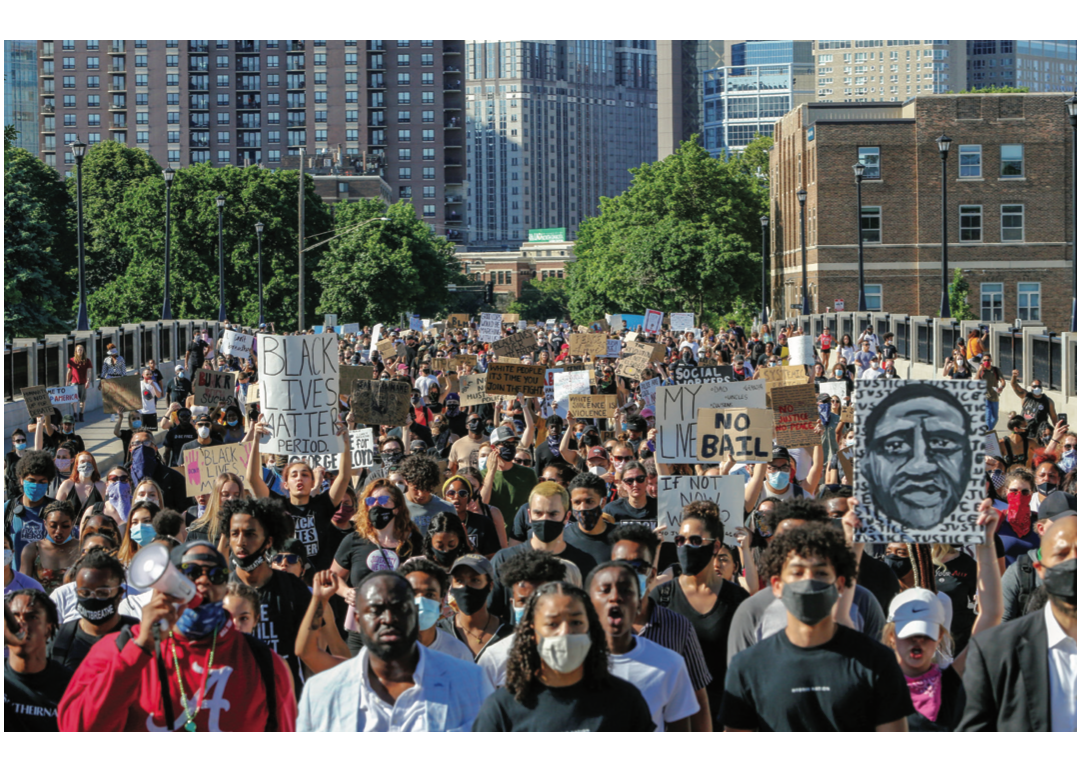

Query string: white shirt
477 633 515 688
119 588 153 620
607 636 699 731
414 374 437 399
139 380 159 415
859 366 884 380
429 627 474 663
1045 605 1078 732
51 581 143 623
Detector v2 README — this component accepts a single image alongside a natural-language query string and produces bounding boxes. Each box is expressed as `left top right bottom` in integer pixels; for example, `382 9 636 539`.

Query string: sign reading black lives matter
853 379 986 544
258 334 345 456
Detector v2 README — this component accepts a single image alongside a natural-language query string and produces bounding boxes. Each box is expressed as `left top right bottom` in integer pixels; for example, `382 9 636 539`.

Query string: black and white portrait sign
853 379 986 544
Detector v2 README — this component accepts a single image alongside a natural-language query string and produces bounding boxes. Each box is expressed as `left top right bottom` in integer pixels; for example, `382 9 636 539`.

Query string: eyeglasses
107 475 130 483
444 488 471 498
75 585 123 600
622 475 646 485
1008 488 1032 496
12 439 26 444
620 558 651 573
178 563 229 585
365 495 394 507
273 554 300 566
513 458 533 466
674 534 715 548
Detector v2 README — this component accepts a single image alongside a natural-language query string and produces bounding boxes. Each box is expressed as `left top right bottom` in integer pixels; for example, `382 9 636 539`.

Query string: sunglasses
1008 488 1032 496
513 458 533 466
444 488 471 498
674 534 715 548
107 475 131 483
12 439 26 444
178 563 229 585
273 554 300 566
365 495 394 507
622 475 646 485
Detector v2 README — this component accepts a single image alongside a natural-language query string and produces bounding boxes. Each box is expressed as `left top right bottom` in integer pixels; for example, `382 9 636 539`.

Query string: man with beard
861 384 972 532
297 571 492 731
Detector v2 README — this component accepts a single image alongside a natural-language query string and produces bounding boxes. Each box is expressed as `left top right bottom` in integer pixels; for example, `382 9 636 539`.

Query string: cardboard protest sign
192 369 237 408
655 380 767 465
619 341 659 380
770 383 820 449
671 365 736 385
183 442 255 496
669 313 694 333
759 365 809 388
221 330 253 360
840 405 855 424
853 379 987 544
568 333 607 358
643 309 663 334
543 368 563 418
496 357 525 364
376 338 396 358
324 314 338 328
594 319 610 332
442 371 460 395
350 379 411 427
245 382 260 406
502 313 520 325
20 386 54 419
697 407 773 463
485 363 546 397
818 381 847 401
295 428 376 472
985 432 1003 460
491 330 538 359
258 333 345 456
340 365 375 399
446 314 470 331
479 313 502 343
460 374 499 406
787 335 814 367
605 340 622 358
47 386 80 406
639 377 661 407
100 377 142 414
657 475 743 543
569 394 618 419
432 355 477 372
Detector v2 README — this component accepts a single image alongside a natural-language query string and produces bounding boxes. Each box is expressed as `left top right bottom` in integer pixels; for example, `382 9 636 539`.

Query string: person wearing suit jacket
958 515 1076 732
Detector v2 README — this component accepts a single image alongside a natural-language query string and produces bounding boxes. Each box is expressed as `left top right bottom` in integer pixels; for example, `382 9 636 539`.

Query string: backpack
1012 553 1039 617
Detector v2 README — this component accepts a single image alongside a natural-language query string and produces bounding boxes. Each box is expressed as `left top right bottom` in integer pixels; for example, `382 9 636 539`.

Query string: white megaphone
127 543 203 610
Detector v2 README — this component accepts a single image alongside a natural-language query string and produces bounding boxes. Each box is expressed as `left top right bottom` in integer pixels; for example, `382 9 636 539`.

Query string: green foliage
948 269 978 321
506 278 570 322
566 137 765 326
315 199 462 325
959 86 1030 93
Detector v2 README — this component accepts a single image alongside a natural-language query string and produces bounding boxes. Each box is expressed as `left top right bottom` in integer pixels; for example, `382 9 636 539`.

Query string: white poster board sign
479 313 502 343
409 314 423 332
221 330 253 360
553 370 590 417
788 335 814 367
47 386 80 406
643 309 663 335
639 377 661 408
656 475 744 543
655 379 767 465
669 313 694 333
295 428 375 471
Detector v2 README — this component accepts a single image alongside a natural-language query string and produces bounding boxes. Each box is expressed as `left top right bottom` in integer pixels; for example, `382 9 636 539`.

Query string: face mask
956 360 965 367
415 596 442 630
14 442 27 452
4 549 13 568
227 419 239 427
575 508 602 532
512 605 526 625
767 470 791 490
197 426 211 439
989 469 1006 491
637 573 649 598
196 502 208 518
1036 481 1057 496
884 553 912 578
130 444 157 483
845 436 856 447
588 465 606 477
176 371 184 379
430 546 461 567
1042 558 1077 607
175 600 230 640
532 519 564 544
106 481 132 521
676 542 715 576
76 595 118 625
1031 387 1043 396
131 420 142 430
466 419 482 432
233 540 268 572
130 523 157 546
369 506 395 531
498 445 515 462
780 579 839 626
537 633 592 674
451 584 490 616
77 461 94 476
836 370 844 377
22 481 48 503
381 450 403 467
477 456 488 472
54 457 72 473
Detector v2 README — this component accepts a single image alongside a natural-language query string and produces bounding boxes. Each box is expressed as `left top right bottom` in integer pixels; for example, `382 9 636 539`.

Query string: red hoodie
57 622 296 732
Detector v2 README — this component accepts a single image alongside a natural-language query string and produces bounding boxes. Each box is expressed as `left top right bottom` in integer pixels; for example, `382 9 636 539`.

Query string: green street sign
527 227 567 243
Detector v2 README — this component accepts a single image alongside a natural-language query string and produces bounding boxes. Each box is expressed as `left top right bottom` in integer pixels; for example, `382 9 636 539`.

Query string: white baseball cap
887 588 946 640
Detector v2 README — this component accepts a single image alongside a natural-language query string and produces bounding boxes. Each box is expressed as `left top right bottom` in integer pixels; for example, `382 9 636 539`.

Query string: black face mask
76 595 119 625
381 450 403 467
233 540 268 572
884 553 912 579
369 506 395 530
431 546 461 567
451 584 490 616
575 508 602 532
1043 558 1077 607
676 542 715 576
498 445 515 462
780 579 839 625
581 435 600 448
532 519 565 543
466 420 482 433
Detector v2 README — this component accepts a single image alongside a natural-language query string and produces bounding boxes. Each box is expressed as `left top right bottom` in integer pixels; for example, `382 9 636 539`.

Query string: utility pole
298 147 306 331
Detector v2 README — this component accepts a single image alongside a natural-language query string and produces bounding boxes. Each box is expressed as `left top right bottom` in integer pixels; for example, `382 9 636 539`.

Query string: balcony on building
445 194 464 205
443 45 460 56
109 62 126 73
188 42 209 53
286 41 305 51
367 41 385 52
369 74 385 90
368 54 385 72
40 43 54 58
236 41 260 53
443 78 461 92
109 43 125 54
109 120 126 130
41 103 55 114
445 115 461 127
236 94 261 110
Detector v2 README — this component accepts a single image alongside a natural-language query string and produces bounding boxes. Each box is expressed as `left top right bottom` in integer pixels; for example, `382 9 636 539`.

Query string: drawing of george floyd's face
863 387 971 530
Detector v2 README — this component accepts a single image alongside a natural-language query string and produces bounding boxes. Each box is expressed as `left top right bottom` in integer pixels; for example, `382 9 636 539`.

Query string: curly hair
421 511 473 559
760 524 858 586
152 509 186 540
399 557 450 599
504 581 612 705
15 449 56 482
218 496 293 549
41 500 76 522
4 588 59 637
354 479 418 559
70 547 126 587
682 500 723 540
498 549 567 589
397 454 441 492
568 471 606 499
608 523 659 562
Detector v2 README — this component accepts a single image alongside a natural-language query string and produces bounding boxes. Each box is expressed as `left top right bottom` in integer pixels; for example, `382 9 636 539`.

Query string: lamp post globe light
760 215 770 324
936 134 952 319
255 222 265 327
71 141 90 331
853 161 868 312
796 188 810 315
216 195 227 323
1067 94 1076 332
161 166 176 320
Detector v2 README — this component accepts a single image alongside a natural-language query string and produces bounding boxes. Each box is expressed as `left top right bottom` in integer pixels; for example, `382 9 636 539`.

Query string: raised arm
953 502 1003 676
296 571 349 676
245 415 271 498
801 443 825 496
519 394 536 449
559 413 581 463
326 413 354 507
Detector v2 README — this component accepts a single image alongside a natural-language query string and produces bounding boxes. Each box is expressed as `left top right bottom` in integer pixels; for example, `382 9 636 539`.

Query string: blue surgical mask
129 523 157 546
637 574 649 598
22 480 48 503
131 420 142 429
227 419 239 427
415 596 442 631
767 470 791 490
14 442 27 452
512 605 526 625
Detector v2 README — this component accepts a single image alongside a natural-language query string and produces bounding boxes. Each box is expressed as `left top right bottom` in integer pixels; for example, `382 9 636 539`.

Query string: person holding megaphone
56 540 296 732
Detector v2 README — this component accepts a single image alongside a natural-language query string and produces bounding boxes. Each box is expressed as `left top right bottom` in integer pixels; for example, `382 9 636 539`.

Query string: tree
948 268 978 321
506 278 570 322
566 137 764 325
315 199 462 324
959 86 1030 93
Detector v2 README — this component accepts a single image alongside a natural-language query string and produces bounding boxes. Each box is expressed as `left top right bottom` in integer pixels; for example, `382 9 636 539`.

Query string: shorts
141 412 159 431
75 384 87 403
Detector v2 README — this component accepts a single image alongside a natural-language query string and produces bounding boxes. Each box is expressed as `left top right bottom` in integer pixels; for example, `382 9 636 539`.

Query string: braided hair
905 543 937 592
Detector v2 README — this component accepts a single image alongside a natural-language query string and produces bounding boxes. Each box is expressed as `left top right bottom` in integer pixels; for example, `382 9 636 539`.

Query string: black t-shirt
334 531 424 589
149 462 188 513
561 522 614 578
463 511 502 557
473 676 655 731
934 552 978 655
533 441 570 475
318 520 353 575
179 434 224 460
49 615 140 672
604 496 658 531
720 624 914 731
4 661 74 732
288 492 338 572
166 375 192 404
239 569 311 692
186 339 207 370
489 540 598 619
856 552 901 616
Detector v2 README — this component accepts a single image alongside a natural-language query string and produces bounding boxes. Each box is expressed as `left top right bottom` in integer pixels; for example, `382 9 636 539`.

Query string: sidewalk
59 406 169 473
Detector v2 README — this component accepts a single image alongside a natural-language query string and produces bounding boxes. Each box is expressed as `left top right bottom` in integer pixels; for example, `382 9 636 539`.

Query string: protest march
4 312 1076 734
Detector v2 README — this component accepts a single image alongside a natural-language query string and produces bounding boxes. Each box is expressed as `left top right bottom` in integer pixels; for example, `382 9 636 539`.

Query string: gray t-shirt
726 584 885 667
406 495 454 535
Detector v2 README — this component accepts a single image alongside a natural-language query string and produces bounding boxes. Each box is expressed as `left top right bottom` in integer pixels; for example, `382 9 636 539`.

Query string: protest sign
669 313 694 333
340 365 375 399
619 341 662 380
432 355 477 372
671 365 737 385
350 379 411 427
605 340 622 358
545 319 556 330
818 381 847 401
553 370 590 415
485 363 546 397
697 407 773 463
787 335 814 366
606 315 622 332
569 395 618 419
183 442 255 496
985 432 1003 460
340 323 360 335
656 475 743 543
479 313 502 343
569 333 607 358
770 383 820 449
853 379 987 544
246 382 260 404
409 314 423 332
446 314 470 331
594 318 610 332
370 323 384 350
100 377 142 414
258 333 345 456
192 369 237 408
221 330 253 360
460 374 499 406
47 386 80 407
759 365 809 388
655 380 767 465
518 320 527 331
376 338 396 358
497 357 525 364
294 428 376 472
502 313 520 325
491 330 538 359
639 377 661 407
643 310 663 334
543 368 564 418
324 314 337 328
840 405 855 424
20 386 54 419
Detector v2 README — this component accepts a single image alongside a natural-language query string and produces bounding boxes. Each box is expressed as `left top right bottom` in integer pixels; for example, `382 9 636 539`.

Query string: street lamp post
255 222 265 326
853 162 868 311
937 134 952 319
1067 94 1076 332
796 188 810 315
71 141 90 331
760 216 770 324
216 195 227 323
161 166 175 320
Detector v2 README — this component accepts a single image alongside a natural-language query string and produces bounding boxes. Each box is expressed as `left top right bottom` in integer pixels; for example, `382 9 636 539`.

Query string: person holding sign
745 446 824 513
604 461 658 532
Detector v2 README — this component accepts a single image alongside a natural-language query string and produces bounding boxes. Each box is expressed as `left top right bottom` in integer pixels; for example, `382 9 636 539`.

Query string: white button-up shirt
1046 605 1077 732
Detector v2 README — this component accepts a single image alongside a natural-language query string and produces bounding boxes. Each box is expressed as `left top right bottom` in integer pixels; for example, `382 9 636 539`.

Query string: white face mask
77 461 94 476
477 455 488 472
589 465 606 476
197 426 210 439
3 549 12 568
537 633 592 673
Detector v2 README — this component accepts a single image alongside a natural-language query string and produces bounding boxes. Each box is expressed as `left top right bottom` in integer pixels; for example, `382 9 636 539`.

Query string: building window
1017 282 1040 321
860 206 881 243
980 282 1003 322
398 73 411 85
858 146 880 178
267 150 281 163
1000 144 1024 177
398 110 411 123
268 112 280 124
422 129 435 142
217 150 231 164
423 205 435 217
423 186 435 198
87 114 100 127
399 167 411 179
422 110 434 123
959 205 982 241
864 284 882 311
422 91 434 103
167 150 180 164
398 129 411 142
217 131 230 144
87 95 100 107
421 54 434 66
267 131 280 143
497 271 504 285
958 145 981 178
422 72 434 85
422 166 435 179
399 148 411 160
422 148 435 161
1000 204 1024 241
399 186 412 198
345 90 358 103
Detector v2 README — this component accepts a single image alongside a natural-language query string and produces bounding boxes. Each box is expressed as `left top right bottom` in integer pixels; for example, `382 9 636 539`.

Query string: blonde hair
188 472 245 543
132 478 165 509
882 621 955 666
528 479 569 509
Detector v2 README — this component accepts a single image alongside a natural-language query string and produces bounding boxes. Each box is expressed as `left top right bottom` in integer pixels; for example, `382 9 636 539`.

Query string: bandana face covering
1006 492 1032 538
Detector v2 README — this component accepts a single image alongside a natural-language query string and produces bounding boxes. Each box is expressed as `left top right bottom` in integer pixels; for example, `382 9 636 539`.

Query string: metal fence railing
895 321 910 359
999 331 1024 379
1030 334 1063 392
916 324 934 365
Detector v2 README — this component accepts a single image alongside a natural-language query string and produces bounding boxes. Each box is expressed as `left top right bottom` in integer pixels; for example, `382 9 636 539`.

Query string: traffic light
486 281 495 304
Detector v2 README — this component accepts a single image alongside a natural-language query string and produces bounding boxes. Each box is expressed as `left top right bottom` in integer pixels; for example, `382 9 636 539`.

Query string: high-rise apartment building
35 40 465 243
5 40 39 153
464 40 657 249
966 40 1076 92
657 40 742 158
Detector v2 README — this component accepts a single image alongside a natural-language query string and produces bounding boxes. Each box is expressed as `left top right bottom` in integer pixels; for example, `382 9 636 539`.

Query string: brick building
769 93 1075 331
455 240 575 300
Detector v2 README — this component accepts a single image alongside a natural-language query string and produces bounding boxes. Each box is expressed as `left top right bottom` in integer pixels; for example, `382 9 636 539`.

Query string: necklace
458 613 494 645
169 627 219 732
